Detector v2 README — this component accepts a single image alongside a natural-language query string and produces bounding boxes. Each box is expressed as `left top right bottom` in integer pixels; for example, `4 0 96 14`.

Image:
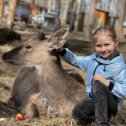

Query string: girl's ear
116 39 119 45
115 39 119 50
116 38 118 43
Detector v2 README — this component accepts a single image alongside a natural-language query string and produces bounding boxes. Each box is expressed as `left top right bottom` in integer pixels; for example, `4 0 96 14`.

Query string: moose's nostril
2 53 8 60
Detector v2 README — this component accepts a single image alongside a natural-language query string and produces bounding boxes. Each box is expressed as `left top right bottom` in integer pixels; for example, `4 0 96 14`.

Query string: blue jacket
62 48 126 100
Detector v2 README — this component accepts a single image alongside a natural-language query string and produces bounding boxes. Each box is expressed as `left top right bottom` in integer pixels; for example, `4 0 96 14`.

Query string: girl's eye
105 44 110 46
96 44 101 47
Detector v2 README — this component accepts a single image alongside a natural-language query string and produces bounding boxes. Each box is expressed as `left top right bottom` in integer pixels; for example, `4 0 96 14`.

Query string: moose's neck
35 59 65 79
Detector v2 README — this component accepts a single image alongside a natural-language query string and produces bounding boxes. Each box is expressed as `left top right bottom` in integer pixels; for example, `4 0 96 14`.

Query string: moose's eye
24 45 32 52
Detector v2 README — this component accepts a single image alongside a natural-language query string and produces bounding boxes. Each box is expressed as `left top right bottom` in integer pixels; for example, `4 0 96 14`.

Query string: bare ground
0 28 126 126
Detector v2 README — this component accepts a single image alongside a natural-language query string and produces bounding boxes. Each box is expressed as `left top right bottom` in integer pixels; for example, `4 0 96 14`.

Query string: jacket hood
92 53 125 65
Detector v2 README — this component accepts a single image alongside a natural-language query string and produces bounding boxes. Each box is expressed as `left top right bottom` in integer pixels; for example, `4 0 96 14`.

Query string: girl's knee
92 80 105 93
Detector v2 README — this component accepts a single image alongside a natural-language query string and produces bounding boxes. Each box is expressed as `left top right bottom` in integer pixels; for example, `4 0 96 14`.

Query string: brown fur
2 25 85 118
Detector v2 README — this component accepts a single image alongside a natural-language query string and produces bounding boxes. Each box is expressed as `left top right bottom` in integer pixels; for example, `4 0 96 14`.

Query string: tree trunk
0 0 4 24
41 0 48 9
6 0 17 29
83 0 98 40
117 0 126 41
34 0 38 5
47 0 52 12
55 0 61 29
74 0 81 32
69 0 75 31
60 0 70 26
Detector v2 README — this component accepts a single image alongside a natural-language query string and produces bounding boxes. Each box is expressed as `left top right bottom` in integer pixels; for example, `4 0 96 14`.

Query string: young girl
59 26 126 126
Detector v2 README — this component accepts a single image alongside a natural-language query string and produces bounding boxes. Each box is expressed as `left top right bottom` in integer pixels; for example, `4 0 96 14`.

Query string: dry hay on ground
0 32 126 126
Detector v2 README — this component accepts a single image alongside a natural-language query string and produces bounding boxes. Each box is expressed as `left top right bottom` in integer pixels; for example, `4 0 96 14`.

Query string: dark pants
72 80 118 126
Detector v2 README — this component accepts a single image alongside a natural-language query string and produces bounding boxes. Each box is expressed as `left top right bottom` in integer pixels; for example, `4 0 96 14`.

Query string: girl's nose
101 46 106 52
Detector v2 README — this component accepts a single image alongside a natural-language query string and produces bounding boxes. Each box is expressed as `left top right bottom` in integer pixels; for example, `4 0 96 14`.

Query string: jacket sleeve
112 68 126 99
62 48 91 71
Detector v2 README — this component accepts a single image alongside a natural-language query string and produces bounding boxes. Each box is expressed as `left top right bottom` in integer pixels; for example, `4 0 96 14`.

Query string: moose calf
2 25 84 118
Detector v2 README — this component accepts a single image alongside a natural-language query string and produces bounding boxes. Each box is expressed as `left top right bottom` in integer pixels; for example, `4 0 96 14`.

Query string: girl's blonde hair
92 26 118 44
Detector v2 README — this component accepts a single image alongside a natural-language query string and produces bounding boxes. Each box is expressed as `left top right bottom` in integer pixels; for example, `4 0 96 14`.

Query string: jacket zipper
91 62 102 85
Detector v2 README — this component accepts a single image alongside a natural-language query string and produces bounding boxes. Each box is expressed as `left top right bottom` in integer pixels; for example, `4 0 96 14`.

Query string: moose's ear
48 24 70 50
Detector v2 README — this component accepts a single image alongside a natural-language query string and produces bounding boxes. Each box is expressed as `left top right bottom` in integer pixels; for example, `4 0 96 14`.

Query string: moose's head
2 25 70 66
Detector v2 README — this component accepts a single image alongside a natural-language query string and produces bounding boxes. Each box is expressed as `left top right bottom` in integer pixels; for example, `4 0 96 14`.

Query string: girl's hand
57 47 64 52
93 74 110 87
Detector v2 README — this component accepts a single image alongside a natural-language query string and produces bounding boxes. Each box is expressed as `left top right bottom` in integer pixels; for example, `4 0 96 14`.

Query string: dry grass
0 32 126 126
0 117 76 126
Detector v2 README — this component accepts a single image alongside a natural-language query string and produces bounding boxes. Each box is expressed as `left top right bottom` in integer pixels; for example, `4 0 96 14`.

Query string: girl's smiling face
95 33 118 59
